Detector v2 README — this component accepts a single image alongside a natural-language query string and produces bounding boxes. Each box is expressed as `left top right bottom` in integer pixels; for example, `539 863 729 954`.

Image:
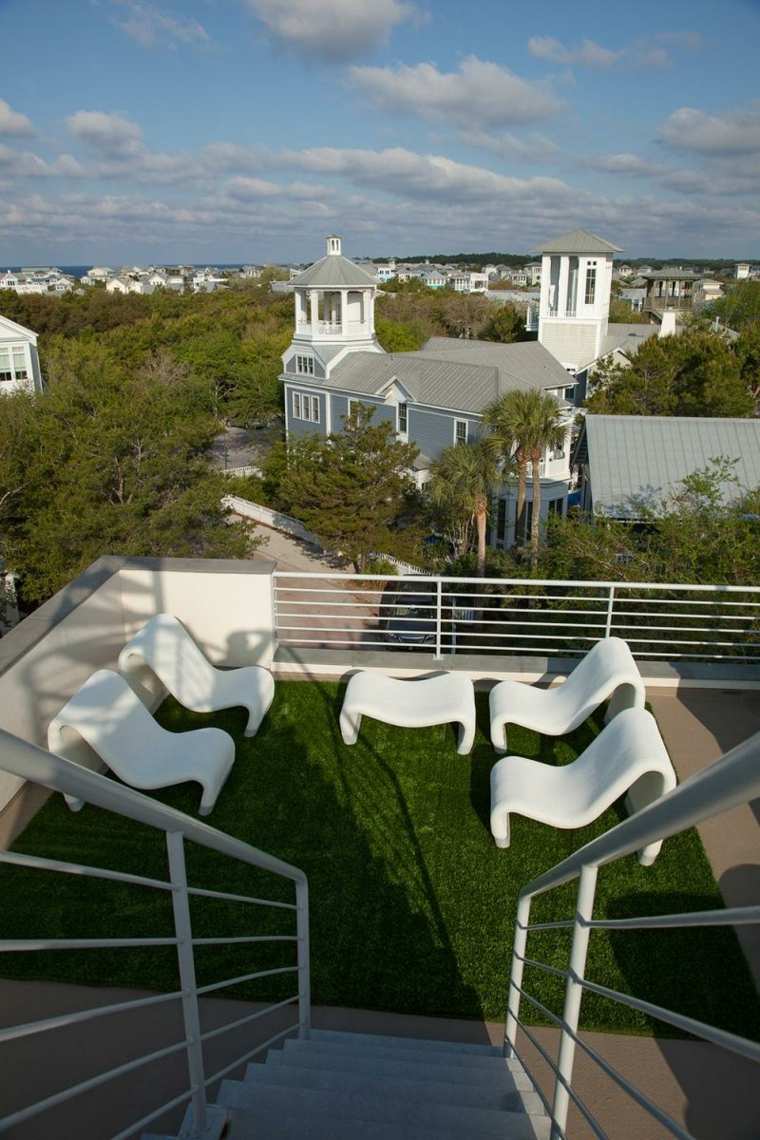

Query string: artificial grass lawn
2 681 759 1040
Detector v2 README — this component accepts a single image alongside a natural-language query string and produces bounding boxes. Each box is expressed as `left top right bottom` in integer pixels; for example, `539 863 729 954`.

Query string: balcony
643 295 693 314
0 557 758 1139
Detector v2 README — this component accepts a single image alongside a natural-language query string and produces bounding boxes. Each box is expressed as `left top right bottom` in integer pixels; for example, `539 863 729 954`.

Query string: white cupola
535 229 622 371
287 233 381 354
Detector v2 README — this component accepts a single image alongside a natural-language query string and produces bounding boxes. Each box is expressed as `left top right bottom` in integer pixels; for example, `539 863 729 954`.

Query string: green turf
2 682 758 1039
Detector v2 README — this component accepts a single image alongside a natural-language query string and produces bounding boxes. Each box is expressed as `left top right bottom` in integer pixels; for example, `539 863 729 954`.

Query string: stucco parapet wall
0 555 277 680
273 646 760 689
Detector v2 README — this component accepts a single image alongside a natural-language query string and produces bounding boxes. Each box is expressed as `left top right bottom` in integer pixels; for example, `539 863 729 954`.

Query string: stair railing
504 728 760 1140
0 729 310 1140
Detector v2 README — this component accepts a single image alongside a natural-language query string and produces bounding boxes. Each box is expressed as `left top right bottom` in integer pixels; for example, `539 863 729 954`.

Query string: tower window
296 355 314 375
584 261 597 306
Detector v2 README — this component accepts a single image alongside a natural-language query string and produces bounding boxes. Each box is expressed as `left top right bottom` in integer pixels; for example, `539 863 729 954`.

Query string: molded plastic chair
340 671 476 755
118 613 274 738
490 707 676 864
48 669 235 815
490 637 645 753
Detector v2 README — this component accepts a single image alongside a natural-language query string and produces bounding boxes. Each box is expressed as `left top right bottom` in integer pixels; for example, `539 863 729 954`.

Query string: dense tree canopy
279 405 419 572
585 328 755 418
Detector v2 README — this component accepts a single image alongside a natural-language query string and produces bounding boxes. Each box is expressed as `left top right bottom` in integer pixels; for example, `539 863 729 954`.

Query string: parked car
380 580 475 651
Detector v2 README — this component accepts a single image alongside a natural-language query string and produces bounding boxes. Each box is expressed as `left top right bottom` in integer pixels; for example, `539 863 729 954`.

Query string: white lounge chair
489 637 645 753
490 707 676 864
48 669 235 815
118 613 274 738
340 671 476 756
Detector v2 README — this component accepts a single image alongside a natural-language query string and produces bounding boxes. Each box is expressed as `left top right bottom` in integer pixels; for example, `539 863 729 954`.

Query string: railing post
504 893 532 1058
604 585 616 638
434 578 443 659
166 831 208 1139
550 863 599 1139
296 877 311 1038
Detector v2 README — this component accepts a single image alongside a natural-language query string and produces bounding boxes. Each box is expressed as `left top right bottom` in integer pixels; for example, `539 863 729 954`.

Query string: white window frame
454 419 469 446
584 260 597 306
291 391 302 420
296 354 315 376
292 391 320 423
0 343 29 383
397 402 408 436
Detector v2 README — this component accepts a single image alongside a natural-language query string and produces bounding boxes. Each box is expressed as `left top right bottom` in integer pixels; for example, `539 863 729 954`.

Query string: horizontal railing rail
504 728 760 1140
0 730 310 1140
272 571 760 663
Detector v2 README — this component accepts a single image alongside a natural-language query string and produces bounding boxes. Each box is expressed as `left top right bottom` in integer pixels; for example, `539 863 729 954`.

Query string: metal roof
641 270 700 281
584 414 760 519
325 337 573 414
534 229 623 255
290 254 378 289
599 323 658 358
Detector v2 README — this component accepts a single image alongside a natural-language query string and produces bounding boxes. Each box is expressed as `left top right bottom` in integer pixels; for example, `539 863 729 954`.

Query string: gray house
577 414 760 519
280 235 576 548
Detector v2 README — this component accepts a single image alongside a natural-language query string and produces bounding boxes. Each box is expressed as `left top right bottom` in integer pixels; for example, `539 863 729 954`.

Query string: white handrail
0 729 310 1140
504 728 760 1140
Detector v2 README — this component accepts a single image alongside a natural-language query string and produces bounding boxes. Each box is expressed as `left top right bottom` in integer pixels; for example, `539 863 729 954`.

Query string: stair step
218 1080 549 1139
264 1047 527 1088
226 1103 548 1140
242 1058 545 1114
308 1028 503 1057
279 1036 522 1073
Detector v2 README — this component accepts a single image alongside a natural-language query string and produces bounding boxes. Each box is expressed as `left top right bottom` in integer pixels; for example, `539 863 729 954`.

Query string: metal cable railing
0 730 310 1140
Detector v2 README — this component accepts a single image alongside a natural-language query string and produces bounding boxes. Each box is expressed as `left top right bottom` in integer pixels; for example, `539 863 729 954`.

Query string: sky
1 0 760 265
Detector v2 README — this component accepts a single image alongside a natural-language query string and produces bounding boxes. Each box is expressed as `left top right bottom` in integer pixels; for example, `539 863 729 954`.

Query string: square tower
536 229 622 372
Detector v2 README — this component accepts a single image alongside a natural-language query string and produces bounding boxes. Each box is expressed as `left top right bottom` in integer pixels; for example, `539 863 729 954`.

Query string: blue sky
2 0 760 264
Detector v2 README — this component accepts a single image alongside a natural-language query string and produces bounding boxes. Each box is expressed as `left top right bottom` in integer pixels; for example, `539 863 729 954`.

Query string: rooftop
534 229 623 255
583 414 760 518
290 255 378 290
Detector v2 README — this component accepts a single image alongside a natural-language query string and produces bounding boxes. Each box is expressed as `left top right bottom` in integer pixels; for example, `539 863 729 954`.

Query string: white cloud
112 1 209 48
659 105 760 155
67 110 144 157
350 56 560 127
528 36 621 69
0 100 34 137
463 130 560 161
0 145 86 178
246 0 417 62
588 152 658 175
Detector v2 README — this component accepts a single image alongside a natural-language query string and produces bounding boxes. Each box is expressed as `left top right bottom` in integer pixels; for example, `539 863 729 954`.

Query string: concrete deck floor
0 686 758 1138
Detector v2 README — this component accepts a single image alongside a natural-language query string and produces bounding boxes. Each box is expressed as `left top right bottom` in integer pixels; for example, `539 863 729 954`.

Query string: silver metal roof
325 337 573 414
585 414 760 518
290 254 377 289
599 323 658 358
535 229 623 255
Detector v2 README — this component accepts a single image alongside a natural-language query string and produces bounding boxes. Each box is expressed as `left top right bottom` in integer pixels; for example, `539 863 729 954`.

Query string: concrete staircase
213 1028 551 1139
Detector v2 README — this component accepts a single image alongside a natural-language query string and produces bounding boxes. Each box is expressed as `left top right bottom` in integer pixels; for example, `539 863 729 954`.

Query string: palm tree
428 439 500 576
485 389 566 567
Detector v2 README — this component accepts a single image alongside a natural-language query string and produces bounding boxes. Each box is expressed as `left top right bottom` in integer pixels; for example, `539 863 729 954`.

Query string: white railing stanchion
166 831 209 1139
434 578 443 659
504 893 531 1058
296 877 311 1037
604 585 616 638
550 863 598 1139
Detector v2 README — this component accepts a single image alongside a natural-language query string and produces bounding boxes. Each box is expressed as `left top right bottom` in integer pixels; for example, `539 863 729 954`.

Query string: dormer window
296 354 314 376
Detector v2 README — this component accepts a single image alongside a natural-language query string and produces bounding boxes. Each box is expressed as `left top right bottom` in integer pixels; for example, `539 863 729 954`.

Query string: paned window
454 419 468 446
584 261 597 306
398 403 408 434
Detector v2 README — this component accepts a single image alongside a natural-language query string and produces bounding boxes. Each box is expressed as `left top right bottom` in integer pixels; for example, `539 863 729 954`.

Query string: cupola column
309 289 319 328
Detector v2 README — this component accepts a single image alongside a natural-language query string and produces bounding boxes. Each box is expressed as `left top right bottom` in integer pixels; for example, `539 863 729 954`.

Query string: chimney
659 311 677 338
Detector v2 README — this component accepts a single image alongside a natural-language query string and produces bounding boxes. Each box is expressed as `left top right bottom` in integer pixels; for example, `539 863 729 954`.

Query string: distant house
694 278 724 308
525 262 542 286
0 314 43 395
576 414 760 520
735 263 751 280
641 270 699 320
81 266 113 286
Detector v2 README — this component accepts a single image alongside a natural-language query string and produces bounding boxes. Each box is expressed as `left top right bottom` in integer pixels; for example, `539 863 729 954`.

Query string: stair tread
226 1105 546 1140
240 1061 544 1113
265 1048 528 1087
218 1079 549 1139
308 1028 503 1056
281 1036 521 1072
